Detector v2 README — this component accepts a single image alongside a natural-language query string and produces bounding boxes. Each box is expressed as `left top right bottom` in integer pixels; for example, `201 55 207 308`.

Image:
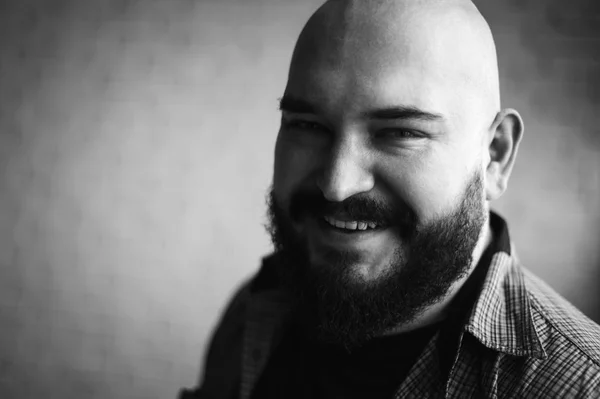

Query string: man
180 0 600 397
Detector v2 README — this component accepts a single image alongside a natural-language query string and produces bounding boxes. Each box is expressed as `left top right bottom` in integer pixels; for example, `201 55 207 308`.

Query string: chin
347 262 396 284
307 249 401 289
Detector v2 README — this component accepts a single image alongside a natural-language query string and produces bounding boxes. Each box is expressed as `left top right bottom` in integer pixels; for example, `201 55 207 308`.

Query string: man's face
267 3 492 348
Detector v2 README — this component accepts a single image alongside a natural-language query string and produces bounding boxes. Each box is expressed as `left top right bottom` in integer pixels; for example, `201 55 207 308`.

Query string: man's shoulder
520 265 600 367
481 255 600 397
216 252 284 319
184 255 284 399
210 252 289 343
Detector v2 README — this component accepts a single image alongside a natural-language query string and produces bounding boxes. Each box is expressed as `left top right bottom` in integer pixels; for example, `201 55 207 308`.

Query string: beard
265 170 486 350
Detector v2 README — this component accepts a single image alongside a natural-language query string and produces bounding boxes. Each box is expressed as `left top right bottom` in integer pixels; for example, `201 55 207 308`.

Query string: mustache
288 190 416 228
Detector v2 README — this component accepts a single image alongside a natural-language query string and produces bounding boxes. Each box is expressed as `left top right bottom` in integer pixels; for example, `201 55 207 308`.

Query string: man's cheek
275 162 314 199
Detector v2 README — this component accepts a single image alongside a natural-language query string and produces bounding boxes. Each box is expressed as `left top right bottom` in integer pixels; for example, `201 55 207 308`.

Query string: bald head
286 0 501 136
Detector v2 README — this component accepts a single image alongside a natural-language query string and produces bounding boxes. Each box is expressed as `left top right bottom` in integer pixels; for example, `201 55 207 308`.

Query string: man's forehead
284 58 453 123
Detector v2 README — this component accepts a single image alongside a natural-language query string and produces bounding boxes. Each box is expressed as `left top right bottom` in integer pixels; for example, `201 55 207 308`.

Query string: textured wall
478 0 600 317
0 0 598 398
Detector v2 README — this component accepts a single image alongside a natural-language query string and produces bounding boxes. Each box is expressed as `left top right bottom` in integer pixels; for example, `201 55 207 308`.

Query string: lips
304 213 391 251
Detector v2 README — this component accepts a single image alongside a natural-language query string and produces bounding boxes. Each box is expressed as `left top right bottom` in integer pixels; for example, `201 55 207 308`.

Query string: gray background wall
0 0 598 398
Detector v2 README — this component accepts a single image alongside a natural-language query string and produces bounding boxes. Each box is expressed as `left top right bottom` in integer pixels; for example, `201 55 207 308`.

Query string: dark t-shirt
252 213 510 399
251 320 440 399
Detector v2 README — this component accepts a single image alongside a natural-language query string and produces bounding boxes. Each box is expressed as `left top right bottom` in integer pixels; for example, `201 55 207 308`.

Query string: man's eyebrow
278 96 317 114
363 106 444 122
278 96 444 122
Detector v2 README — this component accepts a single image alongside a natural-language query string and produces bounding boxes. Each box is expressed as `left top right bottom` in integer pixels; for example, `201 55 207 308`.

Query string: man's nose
316 141 375 202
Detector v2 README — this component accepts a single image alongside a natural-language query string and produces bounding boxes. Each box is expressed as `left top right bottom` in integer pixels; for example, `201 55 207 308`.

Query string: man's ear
485 108 524 201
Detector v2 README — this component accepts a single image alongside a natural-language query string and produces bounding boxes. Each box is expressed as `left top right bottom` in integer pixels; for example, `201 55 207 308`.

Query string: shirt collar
463 212 546 359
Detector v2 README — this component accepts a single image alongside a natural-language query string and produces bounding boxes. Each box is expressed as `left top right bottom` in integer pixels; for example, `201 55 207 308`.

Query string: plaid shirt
180 216 600 398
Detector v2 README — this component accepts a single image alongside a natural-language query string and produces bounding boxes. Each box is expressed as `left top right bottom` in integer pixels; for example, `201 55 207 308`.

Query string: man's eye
284 120 327 132
376 129 421 140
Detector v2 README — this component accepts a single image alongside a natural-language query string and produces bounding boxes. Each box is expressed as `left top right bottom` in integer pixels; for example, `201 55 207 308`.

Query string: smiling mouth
322 216 382 232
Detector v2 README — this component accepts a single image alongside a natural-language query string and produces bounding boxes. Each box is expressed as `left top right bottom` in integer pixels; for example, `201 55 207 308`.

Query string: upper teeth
324 216 378 230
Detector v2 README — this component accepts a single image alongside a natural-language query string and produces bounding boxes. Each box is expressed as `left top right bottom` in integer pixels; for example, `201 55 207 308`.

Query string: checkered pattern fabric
180 244 600 399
